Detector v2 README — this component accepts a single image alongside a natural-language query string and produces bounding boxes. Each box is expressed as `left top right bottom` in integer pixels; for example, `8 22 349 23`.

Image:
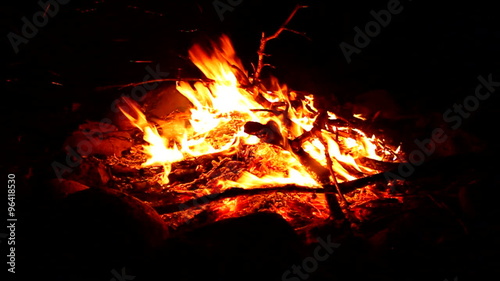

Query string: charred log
153 152 491 215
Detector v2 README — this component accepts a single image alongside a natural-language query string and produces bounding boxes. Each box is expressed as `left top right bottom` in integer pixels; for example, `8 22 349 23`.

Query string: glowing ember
119 34 402 228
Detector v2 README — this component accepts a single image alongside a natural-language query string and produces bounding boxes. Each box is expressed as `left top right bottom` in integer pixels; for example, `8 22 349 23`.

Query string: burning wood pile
59 8 404 236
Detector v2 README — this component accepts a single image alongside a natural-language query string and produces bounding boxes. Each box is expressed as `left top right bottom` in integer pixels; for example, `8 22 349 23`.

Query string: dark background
2 0 500 280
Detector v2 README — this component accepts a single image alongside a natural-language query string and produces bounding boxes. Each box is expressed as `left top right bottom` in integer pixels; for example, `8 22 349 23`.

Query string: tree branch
153 167 398 215
253 5 308 82
96 78 215 91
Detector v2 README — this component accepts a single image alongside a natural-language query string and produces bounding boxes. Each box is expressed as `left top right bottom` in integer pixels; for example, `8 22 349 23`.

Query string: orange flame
120 34 400 191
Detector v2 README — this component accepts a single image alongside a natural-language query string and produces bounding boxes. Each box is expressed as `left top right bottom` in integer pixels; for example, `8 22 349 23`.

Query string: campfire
52 6 408 239
10 2 498 280
33 15 427 269
89 25 404 234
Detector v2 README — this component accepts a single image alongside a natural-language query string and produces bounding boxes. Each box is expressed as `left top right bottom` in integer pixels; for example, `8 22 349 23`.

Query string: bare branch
283 28 311 40
96 78 215 91
253 5 308 82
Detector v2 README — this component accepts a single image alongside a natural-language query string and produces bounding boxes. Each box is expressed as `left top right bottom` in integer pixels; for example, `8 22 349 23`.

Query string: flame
120 34 401 225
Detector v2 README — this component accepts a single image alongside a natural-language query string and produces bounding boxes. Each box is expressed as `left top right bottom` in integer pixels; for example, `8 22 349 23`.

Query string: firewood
244 120 285 147
154 175 382 215
153 152 489 215
95 78 215 91
243 120 331 183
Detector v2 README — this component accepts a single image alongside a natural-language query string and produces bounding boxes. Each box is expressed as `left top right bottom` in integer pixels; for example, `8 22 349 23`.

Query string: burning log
244 120 285 147
243 119 345 222
358 157 401 171
152 151 493 217
243 119 331 184
153 168 398 216
168 167 199 183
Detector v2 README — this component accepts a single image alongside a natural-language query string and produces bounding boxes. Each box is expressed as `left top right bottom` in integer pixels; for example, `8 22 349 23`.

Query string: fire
119 34 401 225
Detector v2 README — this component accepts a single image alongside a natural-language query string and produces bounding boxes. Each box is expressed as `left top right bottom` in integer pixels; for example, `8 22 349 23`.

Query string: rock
110 85 192 131
66 158 110 187
49 178 90 199
136 212 305 281
25 187 169 280
64 121 133 157
143 84 192 119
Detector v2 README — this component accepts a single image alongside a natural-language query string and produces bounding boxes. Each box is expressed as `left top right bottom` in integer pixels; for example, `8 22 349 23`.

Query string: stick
316 130 349 207
95 78 215 91
153 168 396 215
154 186 333 214
253 5 308 82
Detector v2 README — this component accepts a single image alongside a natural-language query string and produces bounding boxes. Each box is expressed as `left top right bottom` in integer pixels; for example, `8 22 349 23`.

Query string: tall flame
120 34 399 189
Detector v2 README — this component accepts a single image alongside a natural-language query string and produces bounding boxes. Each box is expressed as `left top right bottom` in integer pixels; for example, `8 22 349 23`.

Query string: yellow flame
120 34 400 188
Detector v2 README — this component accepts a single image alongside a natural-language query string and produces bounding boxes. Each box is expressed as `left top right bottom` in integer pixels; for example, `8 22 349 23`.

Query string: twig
377 139 403 162
316 131 349 207
312 112 351 222
95 78 215 91
253 4 308 82
229 63 252 87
